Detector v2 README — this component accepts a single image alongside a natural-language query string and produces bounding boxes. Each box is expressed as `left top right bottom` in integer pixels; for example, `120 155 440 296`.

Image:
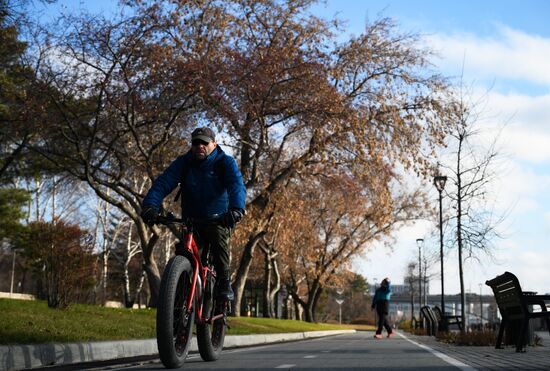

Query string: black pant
193 222 232 281
376 300 392 335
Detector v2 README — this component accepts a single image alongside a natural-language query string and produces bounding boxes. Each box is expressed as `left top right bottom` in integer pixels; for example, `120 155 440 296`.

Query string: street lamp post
423 255 428 306
479 283 483 327
373 278 378 324
335 289 344 324
434 174 447 326
416 238 424 314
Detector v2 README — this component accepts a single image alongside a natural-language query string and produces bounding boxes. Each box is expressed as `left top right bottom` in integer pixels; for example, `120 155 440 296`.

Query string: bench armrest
524 294 550 300
524 294 550 304
524 295 550 312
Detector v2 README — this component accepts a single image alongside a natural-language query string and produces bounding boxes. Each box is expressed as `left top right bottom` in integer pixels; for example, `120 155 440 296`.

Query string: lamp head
434 175 447 192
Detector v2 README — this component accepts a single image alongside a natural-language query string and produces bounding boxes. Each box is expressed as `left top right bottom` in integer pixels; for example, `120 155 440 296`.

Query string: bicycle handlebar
155 213 188 226
155 212 224 228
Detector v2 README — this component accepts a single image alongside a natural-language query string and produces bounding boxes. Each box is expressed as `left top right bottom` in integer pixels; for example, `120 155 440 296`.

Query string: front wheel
196 276 227 361
157 256 195 369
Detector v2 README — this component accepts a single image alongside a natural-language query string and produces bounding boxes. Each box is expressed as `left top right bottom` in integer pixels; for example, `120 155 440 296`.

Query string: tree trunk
141 234 161 307
457 133 466 334
143 259 160 307
123 226 134 307
262 252 272 318
133 269 146 308
304 304 314 323
268 259 281 318
260 237 281 318
123 261 132 308
103 249 109 304
294 299 302 321
311 286 323 323
135 223 162 307
457 195 466 332
303 281 322 323
51 176 56 222
283 295 290 319
232 230 266 316
35 178 42 221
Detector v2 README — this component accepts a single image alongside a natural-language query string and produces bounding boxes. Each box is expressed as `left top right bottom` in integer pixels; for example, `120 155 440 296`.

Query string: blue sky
36 1 550 295
315 0 550 296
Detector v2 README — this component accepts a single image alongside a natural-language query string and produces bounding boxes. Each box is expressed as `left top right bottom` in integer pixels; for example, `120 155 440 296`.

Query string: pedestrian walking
371 277 394 339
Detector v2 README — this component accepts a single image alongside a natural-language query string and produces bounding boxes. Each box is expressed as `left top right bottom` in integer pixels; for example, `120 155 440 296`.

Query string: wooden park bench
485 271 550 352
432 306 463 331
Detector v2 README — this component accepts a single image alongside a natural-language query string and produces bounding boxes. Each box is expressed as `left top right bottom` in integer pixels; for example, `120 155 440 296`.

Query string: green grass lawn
0 299 373 345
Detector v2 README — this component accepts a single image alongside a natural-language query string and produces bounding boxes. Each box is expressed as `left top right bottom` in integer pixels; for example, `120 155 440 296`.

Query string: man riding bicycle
141 127 246 300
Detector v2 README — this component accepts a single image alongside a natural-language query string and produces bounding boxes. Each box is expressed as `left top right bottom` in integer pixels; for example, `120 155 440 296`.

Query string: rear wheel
156 256 195 369
196 273 227 361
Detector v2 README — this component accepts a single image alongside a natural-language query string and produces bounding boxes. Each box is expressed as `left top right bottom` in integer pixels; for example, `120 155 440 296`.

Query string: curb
0 330 355 370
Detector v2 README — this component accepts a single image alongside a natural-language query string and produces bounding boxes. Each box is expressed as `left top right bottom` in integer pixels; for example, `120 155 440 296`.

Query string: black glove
222 209 243 228
141 205 159 226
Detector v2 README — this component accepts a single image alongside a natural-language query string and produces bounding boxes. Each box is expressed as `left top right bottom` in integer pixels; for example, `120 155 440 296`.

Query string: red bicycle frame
179 226 224 324
156 213 229 368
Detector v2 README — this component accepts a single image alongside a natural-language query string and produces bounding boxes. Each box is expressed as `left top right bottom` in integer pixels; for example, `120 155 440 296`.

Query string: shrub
398 319 413 330
16 220 97 308
436 330 496 346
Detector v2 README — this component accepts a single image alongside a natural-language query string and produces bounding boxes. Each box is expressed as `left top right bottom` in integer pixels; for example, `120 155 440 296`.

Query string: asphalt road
90 332 475 371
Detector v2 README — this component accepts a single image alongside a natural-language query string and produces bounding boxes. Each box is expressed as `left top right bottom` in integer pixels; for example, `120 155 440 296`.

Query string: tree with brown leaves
268 171 429 321
177 1 452 315
28 0 452 309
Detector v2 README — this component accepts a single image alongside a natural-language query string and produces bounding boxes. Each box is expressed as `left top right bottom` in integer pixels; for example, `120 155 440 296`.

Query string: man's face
191 139 217 160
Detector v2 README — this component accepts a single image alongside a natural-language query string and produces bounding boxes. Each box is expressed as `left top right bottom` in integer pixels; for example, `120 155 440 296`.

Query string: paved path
64 332 475 370
2 330 550 370
408 331 550 371
0 330 355 370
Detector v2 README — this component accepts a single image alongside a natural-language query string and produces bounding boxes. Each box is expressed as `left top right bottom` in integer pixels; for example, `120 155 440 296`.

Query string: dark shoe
218 279 234 301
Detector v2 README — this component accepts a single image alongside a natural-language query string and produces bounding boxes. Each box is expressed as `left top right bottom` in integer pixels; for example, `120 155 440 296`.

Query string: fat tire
156 256 195 369
196 277 226 361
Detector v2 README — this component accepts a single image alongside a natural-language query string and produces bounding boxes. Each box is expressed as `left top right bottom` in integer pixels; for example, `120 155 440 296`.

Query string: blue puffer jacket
372 283 392 307
142 146 246 219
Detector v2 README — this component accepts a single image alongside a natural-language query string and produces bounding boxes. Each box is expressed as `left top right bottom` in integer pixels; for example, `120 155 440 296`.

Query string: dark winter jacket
371 283 392 309
142 146 246 219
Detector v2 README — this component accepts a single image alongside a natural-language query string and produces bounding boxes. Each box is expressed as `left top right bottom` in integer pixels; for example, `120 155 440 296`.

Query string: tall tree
110 217 146 308
29 5 209 305
0 0 57 182
179 1 452 315
0 0 32 179
258 227 281 318
259 172 429 322
441 86 504 332
29 0 452 309
0 188 29 240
